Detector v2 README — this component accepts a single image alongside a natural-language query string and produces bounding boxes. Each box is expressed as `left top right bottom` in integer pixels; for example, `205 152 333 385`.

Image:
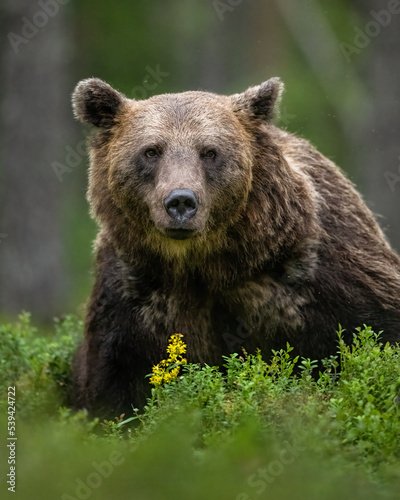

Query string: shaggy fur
71 77 400 416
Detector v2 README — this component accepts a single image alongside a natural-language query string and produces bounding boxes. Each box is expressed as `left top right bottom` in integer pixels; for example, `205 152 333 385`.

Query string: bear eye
144 148 159 158
204 150 217 159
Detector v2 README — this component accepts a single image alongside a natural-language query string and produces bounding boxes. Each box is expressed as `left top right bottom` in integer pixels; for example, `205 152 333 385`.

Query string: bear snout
163 189 199 223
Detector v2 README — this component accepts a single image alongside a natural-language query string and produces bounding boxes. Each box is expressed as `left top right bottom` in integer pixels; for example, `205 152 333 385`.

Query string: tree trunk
0 0 72 321
354 2 400 251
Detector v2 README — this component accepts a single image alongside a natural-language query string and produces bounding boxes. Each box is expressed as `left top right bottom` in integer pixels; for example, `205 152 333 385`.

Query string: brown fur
71 77 400 416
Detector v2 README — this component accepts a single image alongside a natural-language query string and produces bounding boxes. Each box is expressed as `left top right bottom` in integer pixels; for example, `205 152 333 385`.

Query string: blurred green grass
1 317 400 499
2 413 399 500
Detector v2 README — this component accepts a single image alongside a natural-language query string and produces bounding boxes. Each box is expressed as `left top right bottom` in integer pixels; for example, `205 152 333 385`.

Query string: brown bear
71 77 400 416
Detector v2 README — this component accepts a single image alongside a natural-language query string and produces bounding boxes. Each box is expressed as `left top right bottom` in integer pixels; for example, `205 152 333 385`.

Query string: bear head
72 78 313 276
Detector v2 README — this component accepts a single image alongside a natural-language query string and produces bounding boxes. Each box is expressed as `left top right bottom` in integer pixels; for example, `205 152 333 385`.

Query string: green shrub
328 326 400 471
0 313 82 416
114 326 400 477
1 317 400 498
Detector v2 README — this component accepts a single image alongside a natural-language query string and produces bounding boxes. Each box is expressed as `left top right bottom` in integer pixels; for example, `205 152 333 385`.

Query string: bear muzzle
163 189 199 240
164 189 198 220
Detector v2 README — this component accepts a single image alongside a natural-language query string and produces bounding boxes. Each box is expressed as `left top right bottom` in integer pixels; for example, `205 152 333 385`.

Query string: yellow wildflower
149 333 187 386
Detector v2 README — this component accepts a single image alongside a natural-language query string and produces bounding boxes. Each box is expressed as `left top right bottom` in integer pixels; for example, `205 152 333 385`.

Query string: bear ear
231 77 284 122
72 78 127 128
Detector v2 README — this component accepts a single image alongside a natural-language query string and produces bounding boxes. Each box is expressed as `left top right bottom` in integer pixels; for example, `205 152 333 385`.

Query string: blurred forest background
0 0 399 324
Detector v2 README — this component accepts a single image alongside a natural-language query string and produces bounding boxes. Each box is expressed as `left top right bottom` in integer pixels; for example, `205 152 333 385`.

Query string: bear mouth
164 228 196 240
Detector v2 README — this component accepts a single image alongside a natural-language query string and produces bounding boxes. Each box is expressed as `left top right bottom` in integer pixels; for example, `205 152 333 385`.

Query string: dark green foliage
1 317 400 498
133 330 400 475
0 313 81 416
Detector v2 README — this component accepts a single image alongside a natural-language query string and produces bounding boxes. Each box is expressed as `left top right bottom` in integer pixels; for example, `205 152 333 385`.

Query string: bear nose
163 189 199 221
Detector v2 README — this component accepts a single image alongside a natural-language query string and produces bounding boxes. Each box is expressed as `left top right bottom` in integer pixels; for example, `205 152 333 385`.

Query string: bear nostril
164 189 199 221
184 198 196 209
